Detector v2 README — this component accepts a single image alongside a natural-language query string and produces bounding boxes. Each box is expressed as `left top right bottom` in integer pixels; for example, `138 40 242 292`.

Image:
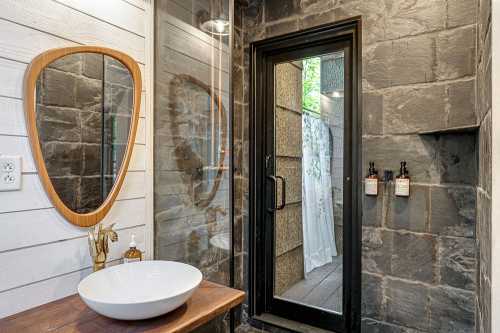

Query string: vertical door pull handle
276 175 286 210
266 175 287 212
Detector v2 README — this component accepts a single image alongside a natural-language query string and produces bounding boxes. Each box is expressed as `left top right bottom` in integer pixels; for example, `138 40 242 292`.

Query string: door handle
267 175 287 212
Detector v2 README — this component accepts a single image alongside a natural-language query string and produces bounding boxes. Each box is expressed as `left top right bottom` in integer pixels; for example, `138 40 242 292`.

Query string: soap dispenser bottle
123 234 142 263
365 161 379 196
395 161 410 197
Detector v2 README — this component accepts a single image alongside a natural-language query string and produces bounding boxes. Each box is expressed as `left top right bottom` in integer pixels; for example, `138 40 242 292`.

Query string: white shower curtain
302 114 337 275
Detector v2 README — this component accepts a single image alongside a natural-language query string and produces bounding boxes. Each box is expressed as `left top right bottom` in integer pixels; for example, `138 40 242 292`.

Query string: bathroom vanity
0 280 245 333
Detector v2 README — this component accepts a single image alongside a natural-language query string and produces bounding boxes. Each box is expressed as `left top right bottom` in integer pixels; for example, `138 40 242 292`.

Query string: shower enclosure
154 0 233 293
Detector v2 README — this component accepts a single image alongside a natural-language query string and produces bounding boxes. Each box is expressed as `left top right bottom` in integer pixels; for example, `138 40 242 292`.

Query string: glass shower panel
154 0 232 286
274 52 345 314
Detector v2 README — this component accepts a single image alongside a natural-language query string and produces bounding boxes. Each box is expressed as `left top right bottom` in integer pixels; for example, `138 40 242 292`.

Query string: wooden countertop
0 280 245 333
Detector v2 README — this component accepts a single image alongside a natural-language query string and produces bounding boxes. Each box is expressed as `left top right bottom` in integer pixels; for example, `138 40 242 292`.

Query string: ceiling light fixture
201 17 230 35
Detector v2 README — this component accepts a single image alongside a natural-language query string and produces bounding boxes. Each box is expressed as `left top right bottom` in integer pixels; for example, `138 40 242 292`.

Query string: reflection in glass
168 75 227 208
35 53 133 213
154 0 232 292
274 52 345 314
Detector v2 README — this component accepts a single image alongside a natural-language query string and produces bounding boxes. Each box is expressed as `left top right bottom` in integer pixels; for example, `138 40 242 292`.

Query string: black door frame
248 17 362 333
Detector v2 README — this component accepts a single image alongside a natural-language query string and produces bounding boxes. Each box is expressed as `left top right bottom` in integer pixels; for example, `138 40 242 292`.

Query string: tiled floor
279 256 343 313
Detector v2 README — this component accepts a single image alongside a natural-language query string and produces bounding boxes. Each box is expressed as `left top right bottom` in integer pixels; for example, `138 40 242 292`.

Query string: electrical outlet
3 173 15 184
0 155 22 191
2 161 15 172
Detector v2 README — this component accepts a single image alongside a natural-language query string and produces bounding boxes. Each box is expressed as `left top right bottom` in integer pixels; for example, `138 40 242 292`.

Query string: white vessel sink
78 260 202 320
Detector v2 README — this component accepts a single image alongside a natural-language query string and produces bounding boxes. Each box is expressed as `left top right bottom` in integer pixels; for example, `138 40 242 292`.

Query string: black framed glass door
249 18 361 333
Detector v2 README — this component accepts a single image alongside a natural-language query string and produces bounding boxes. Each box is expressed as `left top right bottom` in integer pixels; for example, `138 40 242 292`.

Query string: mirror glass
273 51 345 314
35 52 133 213
168 75 227 207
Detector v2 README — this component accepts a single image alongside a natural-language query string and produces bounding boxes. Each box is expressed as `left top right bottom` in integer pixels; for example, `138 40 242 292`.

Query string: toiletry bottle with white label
395 161 410 197
365 162 378 196
123 234 142 263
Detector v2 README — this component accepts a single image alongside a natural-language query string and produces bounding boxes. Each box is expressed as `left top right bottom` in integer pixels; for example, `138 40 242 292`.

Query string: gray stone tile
299 0 336 15
243 26 265 45
447 79 477 128
477 53 492 123
236 323 264 333
383 85 446 134
334 0 386 45
392 232 437 283
243 0 263 31
299 8 337 30
364 34 435 89
385 0 446 39
36 106 81 143
75 76 102 108
478 114 492 196
387 185 429 233
429 286 475 332
79 176 102 211
42 142 83 177
430 186 476 238
233 65 244 104
363 135 440 183
478 271 491 333
361 318 425 333
363 182 384 227
51 176 80 210
81 110 103 144
40 68 77 107
82 144 101 176
363 91 383 135
477 190 491 280
104 58 133 88
437 133 477 185
264 0 300 22
265 19 299 38
48 53 82 73
385 279 429 331
82 53 104 80
438 237 476 290
436 26 476 80
447 0 478 28
362 227 392 275
362 273 383 320
478 0 491 43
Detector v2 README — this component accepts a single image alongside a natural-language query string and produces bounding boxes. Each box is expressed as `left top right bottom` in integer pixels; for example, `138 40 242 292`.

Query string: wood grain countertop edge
0 280 246 333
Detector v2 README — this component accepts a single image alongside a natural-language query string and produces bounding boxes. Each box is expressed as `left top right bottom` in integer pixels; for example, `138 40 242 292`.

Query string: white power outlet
0 155 22 191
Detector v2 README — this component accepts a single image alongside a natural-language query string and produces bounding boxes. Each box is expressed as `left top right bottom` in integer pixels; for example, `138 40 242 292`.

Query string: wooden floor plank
280 256 343 312
321 284 343 313
280 256 342 301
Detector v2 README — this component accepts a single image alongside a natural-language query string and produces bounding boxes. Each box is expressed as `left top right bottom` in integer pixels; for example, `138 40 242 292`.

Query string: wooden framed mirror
24 46 142 227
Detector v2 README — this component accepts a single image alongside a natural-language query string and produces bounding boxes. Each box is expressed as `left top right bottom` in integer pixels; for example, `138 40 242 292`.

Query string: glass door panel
273 52 345 315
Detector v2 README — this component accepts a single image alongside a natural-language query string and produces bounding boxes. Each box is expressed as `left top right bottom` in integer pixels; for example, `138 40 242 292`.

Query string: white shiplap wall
0 0 154 318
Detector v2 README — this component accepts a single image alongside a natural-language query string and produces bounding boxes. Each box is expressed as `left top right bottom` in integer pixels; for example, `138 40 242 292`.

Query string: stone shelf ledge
417 124 479 135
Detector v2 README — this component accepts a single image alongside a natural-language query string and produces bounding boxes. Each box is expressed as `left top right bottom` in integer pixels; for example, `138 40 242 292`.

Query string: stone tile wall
475 0 492 332
234 0 484 332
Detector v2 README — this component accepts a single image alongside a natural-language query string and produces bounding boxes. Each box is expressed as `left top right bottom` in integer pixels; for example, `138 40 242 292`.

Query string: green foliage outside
302 57 321 114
